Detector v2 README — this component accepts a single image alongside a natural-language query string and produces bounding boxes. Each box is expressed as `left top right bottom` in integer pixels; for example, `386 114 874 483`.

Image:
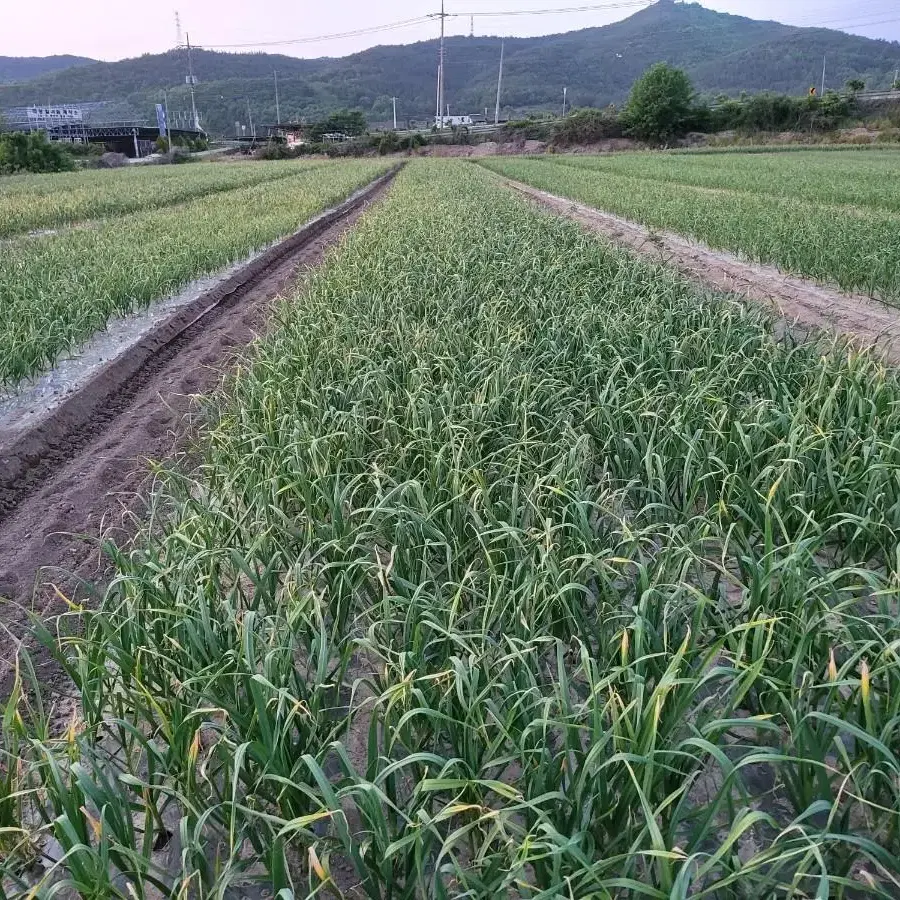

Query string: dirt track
0 170 397 699
504 179 900 364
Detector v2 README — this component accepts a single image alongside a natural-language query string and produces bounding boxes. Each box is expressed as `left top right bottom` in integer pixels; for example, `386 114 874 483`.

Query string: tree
0 130 75 175
308 109 367 141
845 78 865 93
621 63 695 143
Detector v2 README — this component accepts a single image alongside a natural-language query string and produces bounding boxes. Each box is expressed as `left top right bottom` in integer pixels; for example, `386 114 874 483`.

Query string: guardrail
856 90 900 102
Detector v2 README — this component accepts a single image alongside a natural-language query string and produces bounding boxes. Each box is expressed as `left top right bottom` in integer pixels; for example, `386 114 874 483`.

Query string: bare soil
504 178 900 363
420 139 549 157
0 169 398 701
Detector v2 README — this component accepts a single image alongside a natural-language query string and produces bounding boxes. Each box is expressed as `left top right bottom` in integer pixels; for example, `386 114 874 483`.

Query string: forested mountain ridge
0 55 96 84
2 1 898 135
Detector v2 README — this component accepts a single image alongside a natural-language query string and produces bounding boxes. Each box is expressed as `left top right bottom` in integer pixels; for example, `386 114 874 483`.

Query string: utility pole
391 96 398 130
186 32 200 132
470 15 474 38
164 89 172 149
434 0 447 131
562 86 568 118
246 97 255 140
436 0 447 129
495 39 505 126
821 55 827 97
274 70 281 124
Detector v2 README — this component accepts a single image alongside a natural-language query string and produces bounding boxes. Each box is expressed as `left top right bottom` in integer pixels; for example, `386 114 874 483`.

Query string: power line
772 0 900 32
813 16 900 33
791 0 896 23
202 15 437 50
457 1 650 17
800 12 900 29
197 1 652 51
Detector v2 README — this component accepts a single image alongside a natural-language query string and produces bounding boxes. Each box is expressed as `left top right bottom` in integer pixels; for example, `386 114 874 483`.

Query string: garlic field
482 149 900 302
0 159 390 387
1 156 899 899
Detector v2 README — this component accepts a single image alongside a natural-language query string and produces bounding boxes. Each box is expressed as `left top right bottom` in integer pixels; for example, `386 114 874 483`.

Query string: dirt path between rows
503 178 900 364
0 170 398 701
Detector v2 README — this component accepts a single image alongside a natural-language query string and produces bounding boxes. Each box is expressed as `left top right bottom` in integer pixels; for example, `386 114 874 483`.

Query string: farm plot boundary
0 165 400 698
496 172 900 364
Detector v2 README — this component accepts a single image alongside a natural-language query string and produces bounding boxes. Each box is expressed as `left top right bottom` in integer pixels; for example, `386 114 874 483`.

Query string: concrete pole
438 0 446 129
186 33 200 132
495 40 505 126
274 70 281 124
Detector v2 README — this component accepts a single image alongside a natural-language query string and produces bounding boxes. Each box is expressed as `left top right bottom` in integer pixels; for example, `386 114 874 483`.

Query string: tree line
2 62 893 173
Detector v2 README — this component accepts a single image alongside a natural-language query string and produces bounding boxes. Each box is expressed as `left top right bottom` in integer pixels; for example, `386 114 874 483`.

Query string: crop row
0 159 327 238
0 160 390 387
549 148 900 213
481 155 900 302
3 160 898 898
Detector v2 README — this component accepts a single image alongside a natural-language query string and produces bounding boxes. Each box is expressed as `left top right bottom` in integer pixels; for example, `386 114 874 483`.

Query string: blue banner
156 103 167 137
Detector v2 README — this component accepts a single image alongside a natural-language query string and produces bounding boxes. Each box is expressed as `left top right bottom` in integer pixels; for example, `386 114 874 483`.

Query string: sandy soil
503 178 900 363
0 169 399 701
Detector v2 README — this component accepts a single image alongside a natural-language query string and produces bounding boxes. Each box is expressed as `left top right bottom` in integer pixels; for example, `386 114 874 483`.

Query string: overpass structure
2 104 204 157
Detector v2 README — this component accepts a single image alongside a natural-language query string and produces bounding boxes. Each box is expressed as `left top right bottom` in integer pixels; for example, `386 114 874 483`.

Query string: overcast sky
3 0 899 61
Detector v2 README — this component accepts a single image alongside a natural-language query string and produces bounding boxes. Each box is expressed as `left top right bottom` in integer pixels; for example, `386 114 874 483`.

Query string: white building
434 115 473 128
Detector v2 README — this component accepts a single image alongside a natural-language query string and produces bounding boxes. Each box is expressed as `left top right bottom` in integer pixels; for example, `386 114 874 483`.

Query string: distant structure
434 114 473 127
4 105 89 142
2 101 203 157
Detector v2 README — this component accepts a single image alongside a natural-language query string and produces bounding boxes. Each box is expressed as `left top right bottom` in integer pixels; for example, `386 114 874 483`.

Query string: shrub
255 141 295 161
398 133 426 152
709 90 853 135
552 107 623 146
377 131 400 155
0 130 76 175
501 117 555 142
61 142 103 159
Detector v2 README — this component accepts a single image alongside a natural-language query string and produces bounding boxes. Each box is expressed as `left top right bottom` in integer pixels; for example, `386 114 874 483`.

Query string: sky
2 0 899 61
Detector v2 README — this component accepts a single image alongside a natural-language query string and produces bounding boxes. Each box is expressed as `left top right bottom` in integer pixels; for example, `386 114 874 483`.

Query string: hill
1 1 899 135
0 55 96 84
